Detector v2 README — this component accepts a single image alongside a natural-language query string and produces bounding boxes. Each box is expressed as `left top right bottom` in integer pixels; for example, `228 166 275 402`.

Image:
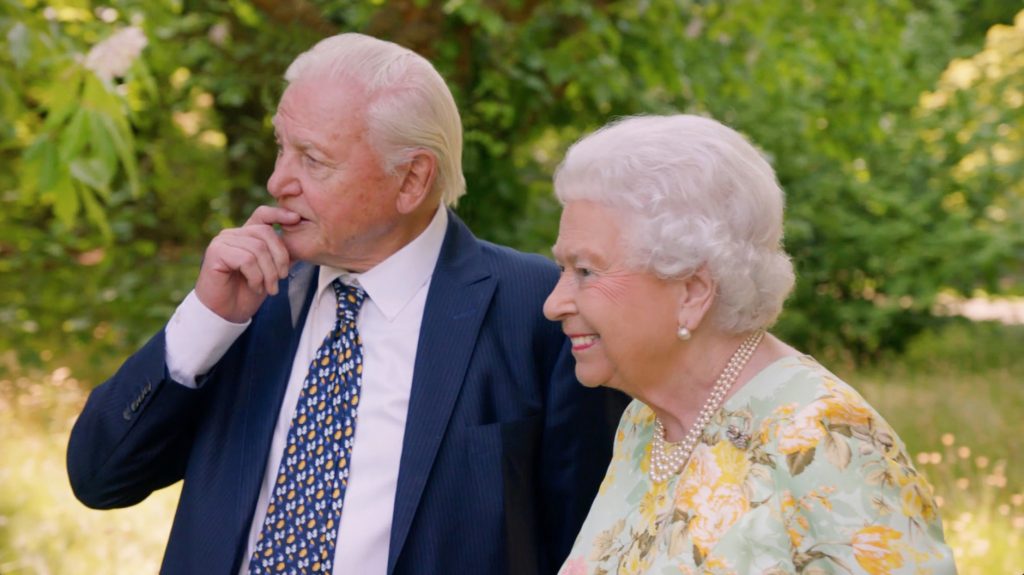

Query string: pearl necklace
649 329 765 483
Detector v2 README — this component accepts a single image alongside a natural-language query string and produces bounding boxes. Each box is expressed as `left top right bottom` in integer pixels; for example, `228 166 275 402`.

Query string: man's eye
577 267 591 277
304 154 322 166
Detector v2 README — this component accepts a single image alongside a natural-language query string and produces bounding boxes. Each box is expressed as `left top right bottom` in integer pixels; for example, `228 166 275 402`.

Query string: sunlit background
1 0 1022 573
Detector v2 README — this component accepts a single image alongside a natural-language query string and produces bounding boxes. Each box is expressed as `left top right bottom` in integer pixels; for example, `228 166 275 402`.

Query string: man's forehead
269 113 297 137
273 78 370 129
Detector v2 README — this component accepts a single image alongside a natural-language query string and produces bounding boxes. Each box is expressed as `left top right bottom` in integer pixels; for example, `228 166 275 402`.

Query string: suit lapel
387 213 495 572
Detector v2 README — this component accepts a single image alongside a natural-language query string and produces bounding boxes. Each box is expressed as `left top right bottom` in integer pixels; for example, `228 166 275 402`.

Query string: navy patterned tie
249 279 367 574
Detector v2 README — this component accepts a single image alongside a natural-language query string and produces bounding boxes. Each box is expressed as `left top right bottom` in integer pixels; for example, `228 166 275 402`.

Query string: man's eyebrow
271 131 322 154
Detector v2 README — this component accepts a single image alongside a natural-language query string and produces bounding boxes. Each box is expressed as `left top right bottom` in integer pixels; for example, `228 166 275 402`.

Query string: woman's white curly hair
554 114 795 333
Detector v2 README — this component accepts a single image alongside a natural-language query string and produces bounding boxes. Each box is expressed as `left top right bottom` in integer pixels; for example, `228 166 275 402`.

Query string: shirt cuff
165 290 250 388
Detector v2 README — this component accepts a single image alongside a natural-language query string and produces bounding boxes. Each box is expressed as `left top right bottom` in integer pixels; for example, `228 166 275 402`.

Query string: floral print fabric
560 356 956 575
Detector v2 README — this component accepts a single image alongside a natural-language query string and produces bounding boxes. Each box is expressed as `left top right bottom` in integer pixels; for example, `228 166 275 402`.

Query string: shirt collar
315 206 448 320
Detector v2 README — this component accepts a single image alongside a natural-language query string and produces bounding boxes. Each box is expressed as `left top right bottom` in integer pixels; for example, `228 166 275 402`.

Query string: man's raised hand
194 206 301 323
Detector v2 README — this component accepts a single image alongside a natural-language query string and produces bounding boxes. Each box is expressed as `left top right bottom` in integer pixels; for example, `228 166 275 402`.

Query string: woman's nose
543 276 575 321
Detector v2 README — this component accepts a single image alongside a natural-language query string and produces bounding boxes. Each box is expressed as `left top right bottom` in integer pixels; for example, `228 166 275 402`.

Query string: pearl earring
677 325 691 341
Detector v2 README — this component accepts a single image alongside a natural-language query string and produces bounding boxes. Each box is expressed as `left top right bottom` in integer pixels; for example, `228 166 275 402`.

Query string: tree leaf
59 109 91 163
93 113 141 197
52 174 80 226
7 23 31 69
81 74 123 118
85 111 118 175
42 67 84 131
70 157 114 197
79 186 113 243
19 137 53 200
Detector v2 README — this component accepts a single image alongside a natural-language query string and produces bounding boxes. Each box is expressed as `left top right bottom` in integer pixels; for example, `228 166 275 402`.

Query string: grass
915 437 1022 570
0 320 1020 573
0 363 179 574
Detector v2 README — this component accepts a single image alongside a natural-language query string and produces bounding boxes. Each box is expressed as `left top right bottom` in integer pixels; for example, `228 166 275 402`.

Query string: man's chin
279 236 313 264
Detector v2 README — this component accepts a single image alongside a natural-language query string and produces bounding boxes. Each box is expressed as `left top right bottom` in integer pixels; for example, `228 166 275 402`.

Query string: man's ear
675 266 717 332
396 150 438 214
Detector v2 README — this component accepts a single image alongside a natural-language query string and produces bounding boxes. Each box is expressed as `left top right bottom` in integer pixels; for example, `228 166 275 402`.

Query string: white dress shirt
165 207 448 575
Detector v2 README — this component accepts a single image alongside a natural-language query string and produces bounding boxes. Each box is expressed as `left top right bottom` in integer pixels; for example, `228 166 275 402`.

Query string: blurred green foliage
1 0 1022 377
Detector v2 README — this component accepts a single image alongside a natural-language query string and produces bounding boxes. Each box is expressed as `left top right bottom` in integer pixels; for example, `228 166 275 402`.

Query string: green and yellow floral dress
560 356 956 575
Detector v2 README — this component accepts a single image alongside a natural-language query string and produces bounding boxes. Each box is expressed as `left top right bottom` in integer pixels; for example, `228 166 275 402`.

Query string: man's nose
543 277 575 322
267 153 299 199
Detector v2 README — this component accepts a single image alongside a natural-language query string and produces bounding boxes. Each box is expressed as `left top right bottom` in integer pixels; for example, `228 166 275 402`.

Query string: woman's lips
568 334 599 351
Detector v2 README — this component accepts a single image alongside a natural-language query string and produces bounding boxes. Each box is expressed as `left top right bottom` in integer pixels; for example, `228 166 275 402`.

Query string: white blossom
208 22 230 46
83 26 148 82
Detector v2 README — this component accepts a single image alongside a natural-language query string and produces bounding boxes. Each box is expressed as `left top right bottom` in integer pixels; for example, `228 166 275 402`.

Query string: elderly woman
544 115 955 574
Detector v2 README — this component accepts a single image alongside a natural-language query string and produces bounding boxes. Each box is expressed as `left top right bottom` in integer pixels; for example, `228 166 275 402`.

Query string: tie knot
331 279 366 321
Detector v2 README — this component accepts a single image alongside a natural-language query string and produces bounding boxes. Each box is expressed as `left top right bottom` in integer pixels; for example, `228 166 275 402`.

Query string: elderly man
67 33 624 575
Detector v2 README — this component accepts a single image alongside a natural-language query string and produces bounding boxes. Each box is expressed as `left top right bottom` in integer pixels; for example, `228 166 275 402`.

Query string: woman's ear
675 266 717 333
396 150 438 214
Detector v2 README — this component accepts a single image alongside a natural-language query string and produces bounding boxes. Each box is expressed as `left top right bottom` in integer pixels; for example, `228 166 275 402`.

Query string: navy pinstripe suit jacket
68 210 626 574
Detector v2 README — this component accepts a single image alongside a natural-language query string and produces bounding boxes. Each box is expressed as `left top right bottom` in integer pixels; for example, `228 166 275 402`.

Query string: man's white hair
554 114 795 333
285 33 465 206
